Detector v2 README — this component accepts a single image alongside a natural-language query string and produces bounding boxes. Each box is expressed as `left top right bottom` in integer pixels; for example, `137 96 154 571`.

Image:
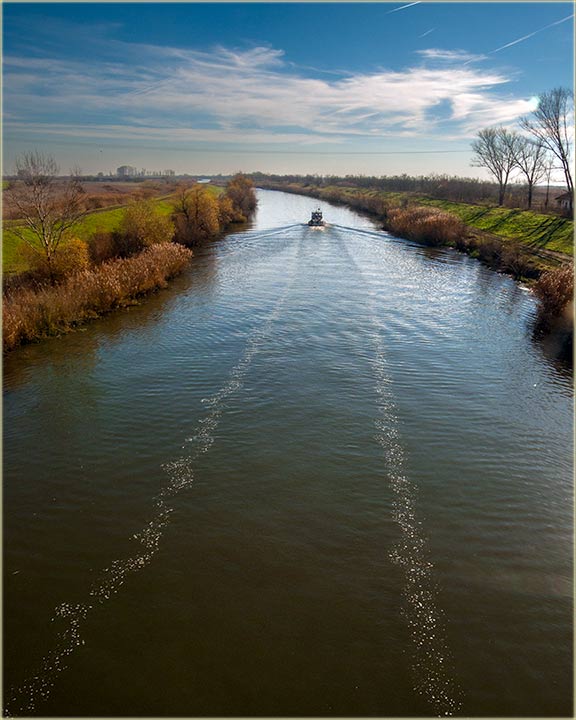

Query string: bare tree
520 87 573 208
471 127 519 206
513 137 548 209
4 151 87 282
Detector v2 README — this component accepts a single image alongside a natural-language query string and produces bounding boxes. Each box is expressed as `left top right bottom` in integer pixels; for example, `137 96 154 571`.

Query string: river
3 189 573 717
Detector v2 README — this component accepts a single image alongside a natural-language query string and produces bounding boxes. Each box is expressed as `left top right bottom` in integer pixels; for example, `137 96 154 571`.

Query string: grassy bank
3 243 193 352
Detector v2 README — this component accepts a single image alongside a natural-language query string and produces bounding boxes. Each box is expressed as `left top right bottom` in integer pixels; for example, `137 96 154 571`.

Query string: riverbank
2 188 220 274
3 243 193 352
3 177 256 352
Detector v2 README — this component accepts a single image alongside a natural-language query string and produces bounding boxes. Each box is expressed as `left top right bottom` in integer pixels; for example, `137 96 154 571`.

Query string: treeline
3 153 257 350
250 171 564 210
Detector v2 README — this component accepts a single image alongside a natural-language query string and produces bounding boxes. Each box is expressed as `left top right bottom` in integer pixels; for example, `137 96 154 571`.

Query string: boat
307 208 325 226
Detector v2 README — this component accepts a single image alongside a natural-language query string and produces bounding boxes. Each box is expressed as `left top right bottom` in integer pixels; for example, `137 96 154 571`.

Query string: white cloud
450 93 539 134
3 41 534 147
417 48 488 64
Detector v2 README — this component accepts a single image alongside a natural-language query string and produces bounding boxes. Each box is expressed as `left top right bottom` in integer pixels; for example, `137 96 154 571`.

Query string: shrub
19 237 90 284
217 195 237 226
476 238 502 265
88 231 118 265
533 263 574 318
385 206 466 246
117 199 175 255
172 186 220 246
224 174 257 221
499 244 538 280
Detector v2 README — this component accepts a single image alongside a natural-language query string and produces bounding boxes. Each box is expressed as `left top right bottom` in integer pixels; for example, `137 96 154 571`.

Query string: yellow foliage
173 185 220 245
120 199 175 253
20 236 90 283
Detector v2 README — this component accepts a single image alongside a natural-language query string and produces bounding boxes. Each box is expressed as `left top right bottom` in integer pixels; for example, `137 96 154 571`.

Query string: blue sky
3 2 574 178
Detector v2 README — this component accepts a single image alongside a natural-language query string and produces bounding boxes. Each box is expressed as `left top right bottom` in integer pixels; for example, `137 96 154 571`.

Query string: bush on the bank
533 263 574 318
172 185 220 246
217 195 237 225
3 243 193 352
88 231 119 265
224 174 257 221
117 199 175 256
386 206 465 246
19 237 90 284
499 244 539 280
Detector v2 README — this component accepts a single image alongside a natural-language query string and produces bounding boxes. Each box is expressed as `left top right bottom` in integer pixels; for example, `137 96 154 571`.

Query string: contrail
489 13 574 54
386 1 421 14
418 27 436 38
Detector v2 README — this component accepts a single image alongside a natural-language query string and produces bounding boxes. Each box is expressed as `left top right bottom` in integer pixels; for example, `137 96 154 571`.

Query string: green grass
412 197 574 255
314 185 573 256
3 186 223 273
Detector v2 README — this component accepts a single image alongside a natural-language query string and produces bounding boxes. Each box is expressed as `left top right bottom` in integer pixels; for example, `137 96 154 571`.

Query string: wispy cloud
3 36 534 148
489 13 574 54
386 2 421 15
417 48 487 64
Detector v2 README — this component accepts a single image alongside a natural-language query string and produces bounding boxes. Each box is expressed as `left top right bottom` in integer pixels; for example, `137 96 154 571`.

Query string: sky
2 1 574 179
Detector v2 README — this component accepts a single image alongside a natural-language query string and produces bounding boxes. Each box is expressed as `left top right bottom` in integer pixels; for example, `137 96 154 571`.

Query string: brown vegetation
224 174 257 221
385 206 465 246
20 237 91 283
117 199 175 255
533 263 574 319
171 174 257 246
3 244 193 352
173 185 221 245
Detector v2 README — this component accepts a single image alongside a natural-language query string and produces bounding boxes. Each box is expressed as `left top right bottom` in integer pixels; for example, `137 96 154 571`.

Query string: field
3 184 222 273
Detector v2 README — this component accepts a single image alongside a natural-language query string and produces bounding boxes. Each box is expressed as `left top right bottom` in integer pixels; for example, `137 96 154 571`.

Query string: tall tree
4 151 87 283
173 185 220 245
520 87 574 208
513 137 548 209
224 174 257 221
471 127 520 206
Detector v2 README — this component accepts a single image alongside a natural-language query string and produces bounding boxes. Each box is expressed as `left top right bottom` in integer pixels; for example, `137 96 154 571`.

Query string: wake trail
221 223 302 247
332 227 464 717
4 232 305 718
330 223 394 241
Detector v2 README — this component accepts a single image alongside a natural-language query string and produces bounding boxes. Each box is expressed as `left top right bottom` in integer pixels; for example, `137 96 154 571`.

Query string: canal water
3 189 573 717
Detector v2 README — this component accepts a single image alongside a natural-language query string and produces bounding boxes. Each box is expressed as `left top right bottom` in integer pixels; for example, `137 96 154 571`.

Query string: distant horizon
3 2 574 182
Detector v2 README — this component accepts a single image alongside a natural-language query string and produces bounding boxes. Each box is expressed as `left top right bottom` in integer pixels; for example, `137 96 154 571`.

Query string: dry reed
3 243 193 352
533 262 574 318
386 206 466 246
